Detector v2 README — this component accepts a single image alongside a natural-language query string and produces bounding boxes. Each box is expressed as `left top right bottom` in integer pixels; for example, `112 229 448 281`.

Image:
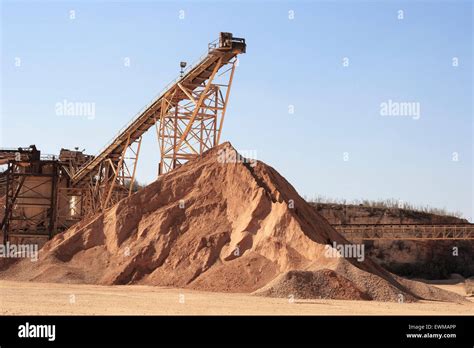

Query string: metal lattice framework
69 33 246 216
157 59 235 174
1 161 58 242
1 33 246 242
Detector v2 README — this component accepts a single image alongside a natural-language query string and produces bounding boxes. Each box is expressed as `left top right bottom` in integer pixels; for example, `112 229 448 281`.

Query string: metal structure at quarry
0 146 93 241
1 32 473 244
0 32 246 242
71 32 246 215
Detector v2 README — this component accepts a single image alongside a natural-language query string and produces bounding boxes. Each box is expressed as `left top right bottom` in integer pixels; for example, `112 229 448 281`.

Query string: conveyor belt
72 33 245 184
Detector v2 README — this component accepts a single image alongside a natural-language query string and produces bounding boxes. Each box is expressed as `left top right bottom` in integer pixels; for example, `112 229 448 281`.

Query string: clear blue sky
1 0 472 220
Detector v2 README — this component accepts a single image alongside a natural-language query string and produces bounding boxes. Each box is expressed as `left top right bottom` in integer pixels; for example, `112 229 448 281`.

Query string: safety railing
334 224 474 240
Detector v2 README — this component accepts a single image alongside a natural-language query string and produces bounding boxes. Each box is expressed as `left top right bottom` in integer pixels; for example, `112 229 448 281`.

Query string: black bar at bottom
0 315 472 346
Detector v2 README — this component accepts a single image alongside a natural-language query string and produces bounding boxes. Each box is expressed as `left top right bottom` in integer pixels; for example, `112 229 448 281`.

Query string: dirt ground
0 280 472 315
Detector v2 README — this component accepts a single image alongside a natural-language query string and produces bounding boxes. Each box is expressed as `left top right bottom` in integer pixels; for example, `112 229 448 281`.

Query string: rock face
0 143 466 302
367 240 474 279
311 203 468 225
311 203 474 279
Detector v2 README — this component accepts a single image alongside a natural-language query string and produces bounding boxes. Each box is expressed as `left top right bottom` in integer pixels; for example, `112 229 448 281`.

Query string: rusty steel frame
55 186 90 230
69 33 245 218
73 135 143 216
158 58 237 174
1 161 58 242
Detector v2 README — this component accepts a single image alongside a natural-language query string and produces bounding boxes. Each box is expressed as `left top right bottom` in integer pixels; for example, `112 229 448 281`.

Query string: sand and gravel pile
255 269 371 300
0 143 466 303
